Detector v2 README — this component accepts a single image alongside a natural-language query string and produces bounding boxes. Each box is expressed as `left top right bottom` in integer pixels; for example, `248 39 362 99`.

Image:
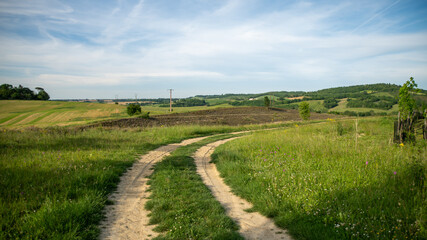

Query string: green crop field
0 101 235 128
330 98 399 114
0 100 128 128
212 118 426 239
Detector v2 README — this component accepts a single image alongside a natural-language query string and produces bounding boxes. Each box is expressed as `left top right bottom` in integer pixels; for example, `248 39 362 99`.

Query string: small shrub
138 112 150 119
264 96 270 108
299 102 310 120
127 103 141 116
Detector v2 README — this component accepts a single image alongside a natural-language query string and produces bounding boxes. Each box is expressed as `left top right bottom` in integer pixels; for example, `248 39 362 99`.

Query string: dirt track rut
99 136 207 240
193 138 293 240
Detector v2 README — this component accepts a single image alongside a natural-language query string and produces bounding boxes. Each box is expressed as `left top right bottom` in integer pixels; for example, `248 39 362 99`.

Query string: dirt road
99 136 208 240
100 131 292 239
193 138 293 240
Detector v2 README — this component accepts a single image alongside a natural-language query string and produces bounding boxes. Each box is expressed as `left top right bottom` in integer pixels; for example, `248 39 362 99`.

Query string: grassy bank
145 134 244 239
0 125 249 239
213 117 426 239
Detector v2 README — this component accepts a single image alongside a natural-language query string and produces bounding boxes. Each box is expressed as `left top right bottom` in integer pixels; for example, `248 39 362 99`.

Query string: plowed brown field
97 107 337 128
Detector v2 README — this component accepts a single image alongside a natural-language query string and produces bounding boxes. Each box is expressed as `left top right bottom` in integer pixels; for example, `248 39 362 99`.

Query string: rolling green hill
196 83 427 116
0 100 127 128
2 83 426 128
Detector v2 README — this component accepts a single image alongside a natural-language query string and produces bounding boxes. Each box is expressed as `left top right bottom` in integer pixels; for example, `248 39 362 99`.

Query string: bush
138 112 150 119
299 101 310 120
127 104 141 116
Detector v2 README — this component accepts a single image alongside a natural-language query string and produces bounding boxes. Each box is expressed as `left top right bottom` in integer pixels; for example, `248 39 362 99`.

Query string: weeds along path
194 138 293 240
99 136 208 240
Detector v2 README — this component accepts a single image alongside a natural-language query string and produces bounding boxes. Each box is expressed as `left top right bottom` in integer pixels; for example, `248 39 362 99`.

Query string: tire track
193 138 293 240
99 136 208 240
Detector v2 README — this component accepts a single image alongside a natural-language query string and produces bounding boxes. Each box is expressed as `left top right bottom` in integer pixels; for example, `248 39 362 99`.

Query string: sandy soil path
194 138 293 240
99 136 208 240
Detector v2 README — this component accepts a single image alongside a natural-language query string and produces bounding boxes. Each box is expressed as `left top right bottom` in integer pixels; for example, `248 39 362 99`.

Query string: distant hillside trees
323 98 338 109
347 95 397 110
0 84 50 100
172 98 207 107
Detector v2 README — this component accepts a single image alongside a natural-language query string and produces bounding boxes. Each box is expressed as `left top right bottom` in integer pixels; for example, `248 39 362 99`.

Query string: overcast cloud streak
0 0 426 99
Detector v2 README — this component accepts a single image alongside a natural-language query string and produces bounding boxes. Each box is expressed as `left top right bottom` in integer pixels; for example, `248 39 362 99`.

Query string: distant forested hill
196 83 426 116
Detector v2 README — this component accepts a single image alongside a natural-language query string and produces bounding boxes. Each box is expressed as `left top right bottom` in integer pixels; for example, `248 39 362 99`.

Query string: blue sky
0 0 426 99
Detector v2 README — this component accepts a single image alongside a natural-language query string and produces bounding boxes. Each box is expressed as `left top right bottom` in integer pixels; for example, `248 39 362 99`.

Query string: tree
395 77 420 143
0 84 13 99
264 96 270 108
0 84 50 100
127 103 141 116
35 87 50 100
299 102 310 120
398 77 419 119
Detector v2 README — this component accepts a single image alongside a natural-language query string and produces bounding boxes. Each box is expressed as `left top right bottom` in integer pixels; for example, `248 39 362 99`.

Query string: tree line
0 84 50 100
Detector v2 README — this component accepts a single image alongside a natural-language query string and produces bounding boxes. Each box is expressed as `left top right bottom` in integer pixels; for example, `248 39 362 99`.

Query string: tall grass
213 117 426 239
0 125 246 239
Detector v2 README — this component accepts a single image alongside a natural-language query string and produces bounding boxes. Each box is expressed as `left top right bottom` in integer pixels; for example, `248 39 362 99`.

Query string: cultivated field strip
99 136 208 240
194 138 293 240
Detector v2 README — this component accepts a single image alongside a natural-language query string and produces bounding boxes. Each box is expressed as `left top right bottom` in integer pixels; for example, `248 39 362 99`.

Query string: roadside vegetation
0 125 251 239
213 118 426 239
145 134 244 239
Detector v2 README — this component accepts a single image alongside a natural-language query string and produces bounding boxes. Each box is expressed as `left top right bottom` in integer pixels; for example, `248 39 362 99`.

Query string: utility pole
135 93 138 103
168 89 173 112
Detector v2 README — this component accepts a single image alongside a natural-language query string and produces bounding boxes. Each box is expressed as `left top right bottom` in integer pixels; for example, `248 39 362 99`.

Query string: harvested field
98 107 337 128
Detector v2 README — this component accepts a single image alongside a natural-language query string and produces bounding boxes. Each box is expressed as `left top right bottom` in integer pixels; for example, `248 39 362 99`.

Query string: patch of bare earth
193 138 293 240
97 106 337 128
99 136 208 240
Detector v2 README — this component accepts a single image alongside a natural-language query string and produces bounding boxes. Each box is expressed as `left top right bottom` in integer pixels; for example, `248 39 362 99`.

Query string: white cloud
0 0 426 98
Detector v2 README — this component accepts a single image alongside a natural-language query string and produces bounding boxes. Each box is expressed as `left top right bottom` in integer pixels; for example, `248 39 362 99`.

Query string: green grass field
2 99 426 239
0 124 255 239
0 100 128 128
0 101 235 128
329 98 399 114
212 118 426 239
287 100 327 113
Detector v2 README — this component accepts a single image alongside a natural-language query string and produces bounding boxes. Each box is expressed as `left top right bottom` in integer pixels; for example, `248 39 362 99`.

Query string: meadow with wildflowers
213 117 426 239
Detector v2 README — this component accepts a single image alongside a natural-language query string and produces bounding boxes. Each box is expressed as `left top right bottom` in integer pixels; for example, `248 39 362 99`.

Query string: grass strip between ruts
145 133 247 240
